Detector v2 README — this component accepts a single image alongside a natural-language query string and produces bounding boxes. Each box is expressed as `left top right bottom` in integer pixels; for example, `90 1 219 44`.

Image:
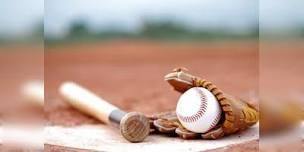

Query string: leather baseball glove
148 68 259 139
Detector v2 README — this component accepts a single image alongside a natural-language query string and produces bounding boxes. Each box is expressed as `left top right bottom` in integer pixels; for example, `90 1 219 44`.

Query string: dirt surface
45 140 259 152
44 145 90 152
206 140 259 152
2 40 303 151
0 44 44 124
44 40 259 151
45 40 259 126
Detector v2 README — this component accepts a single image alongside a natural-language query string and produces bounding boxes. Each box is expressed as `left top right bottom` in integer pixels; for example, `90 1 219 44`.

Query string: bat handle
59 82 119 124
22 81 44 107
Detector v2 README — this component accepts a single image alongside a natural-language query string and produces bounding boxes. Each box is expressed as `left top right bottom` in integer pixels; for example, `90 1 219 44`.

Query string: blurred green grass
2 19 304 46
45 20 259 45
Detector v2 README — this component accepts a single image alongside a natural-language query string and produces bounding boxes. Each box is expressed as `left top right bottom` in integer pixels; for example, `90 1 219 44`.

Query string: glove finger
165 69 195 93
175 127 199 139
153 119 179 133
201 126 225 139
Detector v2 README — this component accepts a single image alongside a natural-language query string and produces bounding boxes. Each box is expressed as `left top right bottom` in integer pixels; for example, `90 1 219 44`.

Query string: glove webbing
193 78 257 134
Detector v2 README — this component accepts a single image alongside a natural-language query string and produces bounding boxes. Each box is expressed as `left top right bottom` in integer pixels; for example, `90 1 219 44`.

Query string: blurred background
0 0 44 150
44 1 260 151
0 0 43 44
0 0 303 151
44 0 258 124
44 0 258 44
259 0 304 151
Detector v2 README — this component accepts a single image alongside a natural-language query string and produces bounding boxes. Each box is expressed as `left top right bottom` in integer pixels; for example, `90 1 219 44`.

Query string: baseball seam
205 110 221 132
177 88 207 123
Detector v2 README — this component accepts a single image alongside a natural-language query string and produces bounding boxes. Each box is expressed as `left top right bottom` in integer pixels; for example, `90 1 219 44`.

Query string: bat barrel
119 112 150 142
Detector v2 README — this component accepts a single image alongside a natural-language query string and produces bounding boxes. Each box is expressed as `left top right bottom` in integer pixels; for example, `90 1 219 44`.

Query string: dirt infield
45 40 259 126
0 45 44 124
44 141 259 152
45 40 259 151
1 40 303 151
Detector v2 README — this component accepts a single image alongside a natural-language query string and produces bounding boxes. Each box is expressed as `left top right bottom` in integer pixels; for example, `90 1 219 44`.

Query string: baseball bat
22 81 44 107
59 82 150 143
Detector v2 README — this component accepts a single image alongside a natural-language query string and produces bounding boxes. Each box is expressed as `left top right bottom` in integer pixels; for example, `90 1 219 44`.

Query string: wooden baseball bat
22 81 44 107
59 82 150 143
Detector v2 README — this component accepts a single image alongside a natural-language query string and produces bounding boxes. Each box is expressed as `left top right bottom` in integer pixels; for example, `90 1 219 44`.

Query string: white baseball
176 87 222 133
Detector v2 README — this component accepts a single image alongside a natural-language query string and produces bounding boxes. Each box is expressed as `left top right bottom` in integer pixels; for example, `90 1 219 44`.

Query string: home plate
45 123 259 152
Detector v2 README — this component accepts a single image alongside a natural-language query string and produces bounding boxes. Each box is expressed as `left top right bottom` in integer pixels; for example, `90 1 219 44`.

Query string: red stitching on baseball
177 88 208 123
206 111 221 132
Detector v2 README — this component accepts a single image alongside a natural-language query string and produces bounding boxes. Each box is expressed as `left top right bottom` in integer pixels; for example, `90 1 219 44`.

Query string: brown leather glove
149 68 259 139
148 111 225 139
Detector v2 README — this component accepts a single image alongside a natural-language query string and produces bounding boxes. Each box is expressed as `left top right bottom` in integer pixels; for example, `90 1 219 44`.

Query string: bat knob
120 112 150 142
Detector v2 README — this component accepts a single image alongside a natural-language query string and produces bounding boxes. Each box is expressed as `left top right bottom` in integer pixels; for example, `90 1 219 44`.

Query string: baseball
176 87 222 133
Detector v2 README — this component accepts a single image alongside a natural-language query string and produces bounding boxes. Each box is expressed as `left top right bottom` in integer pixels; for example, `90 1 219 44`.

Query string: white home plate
45 123 259 152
